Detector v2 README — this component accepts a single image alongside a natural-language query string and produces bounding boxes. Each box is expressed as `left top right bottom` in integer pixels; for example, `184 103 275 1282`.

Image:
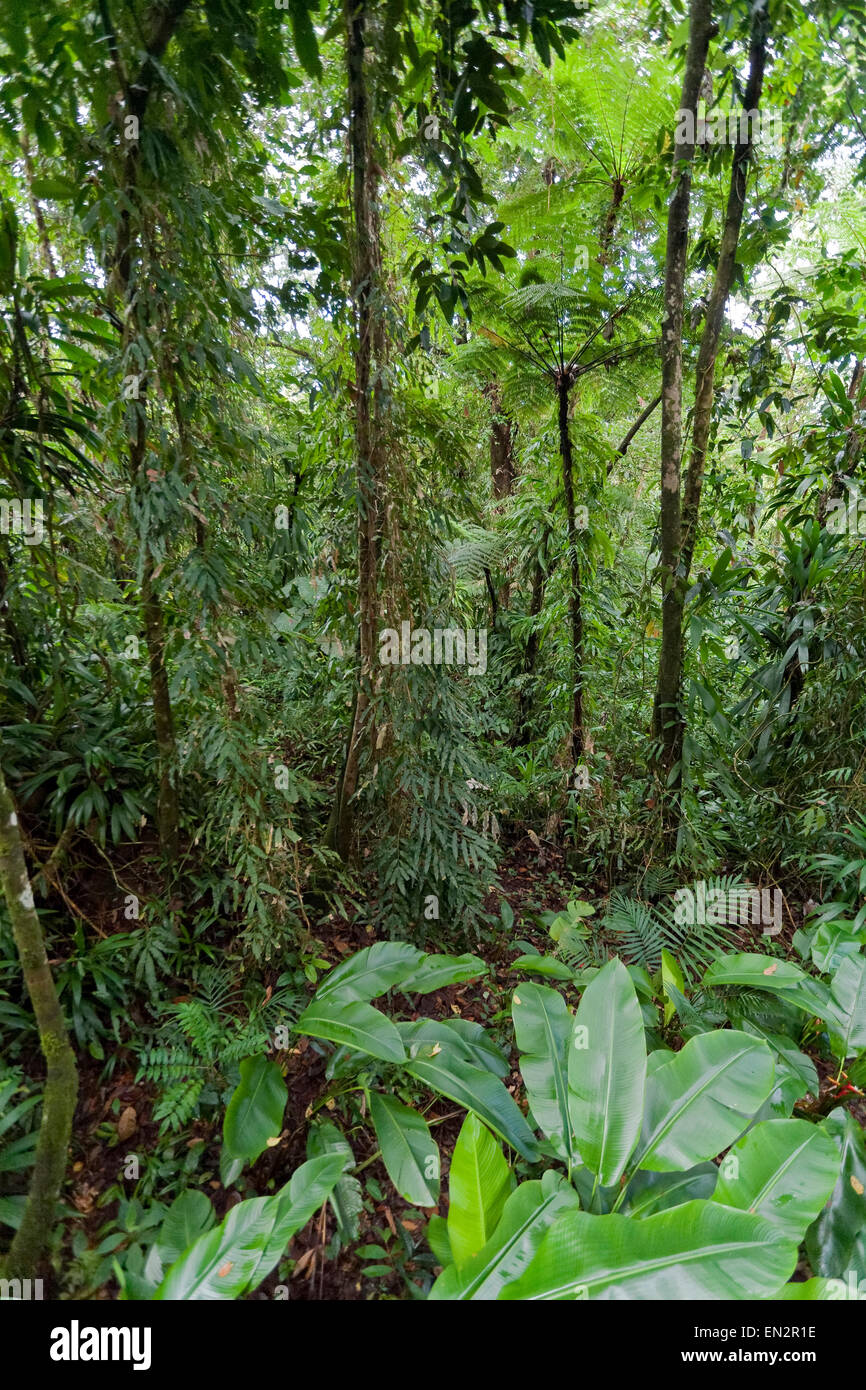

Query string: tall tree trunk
103 0 189 863
486 380 516 499
558 376 584 764
654 1 770 821
652 0 715 802
327 0 385 860
0 759 77 1280
515 549 547 744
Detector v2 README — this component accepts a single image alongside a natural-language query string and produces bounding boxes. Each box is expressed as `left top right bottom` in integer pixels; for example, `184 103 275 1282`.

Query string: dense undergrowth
2 0 866 1303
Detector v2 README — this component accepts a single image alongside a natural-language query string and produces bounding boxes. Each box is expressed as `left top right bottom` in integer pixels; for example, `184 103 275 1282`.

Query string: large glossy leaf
248 1152 350 1286
567 958 646 1186
771 1278 841 1300
430 1174 579 1299
399 953 488 994
825 955 866 1061
154 1154 344 1300
622 1165 718 1219
712 1119 840 1240
703 953 832 1017
157 1190 216 1266
512 982 574 1164
401 1025 539 1161
297 997 406 1063
499 1200 798 1301
511 955 576 981
399 1017 509 1076
370 1092 439 1207
315 942 425 1003
222 1055 287 1164
446 1115 514 1268
306 1123 362 1242
810 922 865 975
805 1109 866 1280
633 1030 775 1172
741 1022 818 1116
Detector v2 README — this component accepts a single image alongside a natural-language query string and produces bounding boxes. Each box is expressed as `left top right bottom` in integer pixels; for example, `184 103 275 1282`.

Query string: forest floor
46 835 866 1301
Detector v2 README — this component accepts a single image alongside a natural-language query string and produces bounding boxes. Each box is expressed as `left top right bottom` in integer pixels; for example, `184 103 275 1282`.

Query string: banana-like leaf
306 1122 361 1242
810 922 865 975
568 958 646 1186
297 997 406 1063
511 955 576 981
805 1109 866 1280
154 1153 345 1300
402 1027 539 1161
825 955 866 1062
499 1200 798 1300
622 1164 718 1218
157 1191 216 1266
399 1017 509 1076
430 1174 579 1299
712 1119 840 1240
512 982 574 1165
702 953 832 1017
633 1030 775 1172
446 1115 514 1268
316 942 425 1003
399 953 488 994
370 1092 439 1207
771 1278 841 1300
222 1055 287 1164
661 949 685 1027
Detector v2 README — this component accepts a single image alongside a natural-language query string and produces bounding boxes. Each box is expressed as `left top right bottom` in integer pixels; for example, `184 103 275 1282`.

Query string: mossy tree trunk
0 759 77 1279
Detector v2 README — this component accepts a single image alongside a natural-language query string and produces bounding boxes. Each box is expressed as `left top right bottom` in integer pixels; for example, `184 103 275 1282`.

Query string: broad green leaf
771 1278 842 1300
810 922 865 974
399 1017 509 1076
154 1154 345 1300
703 953 832 1017
621 1164 718 1218
446 1115 514 1268
512 982 574 1165
500 1200 798 1300
568 958 646 1186
297 997 406 1063
712 1119 840 1240
370 1092 439 1207
430 1175 579 1299
249 1152 349 1285
739 1023 822 1117
157 1190 215 1266
399 952 488 994
306 1123 361 1242
404 1035 539 1162
511 955 575 981
805 1109 866 1280
222 1055 287 1163
316 942 425 1003
633 1030 775 1172
661 949 685 1026
825 955 866 1061
426 1213 453 1267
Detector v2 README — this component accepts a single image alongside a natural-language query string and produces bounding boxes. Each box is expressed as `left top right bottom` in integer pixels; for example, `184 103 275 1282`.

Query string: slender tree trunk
654 1 770 820
141 556 179 858
103 0 190 863
515 550 547 744
486 380 517 499
652 0 715 803
328 0 385 860
558 377 584 764
0 759 77 1280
